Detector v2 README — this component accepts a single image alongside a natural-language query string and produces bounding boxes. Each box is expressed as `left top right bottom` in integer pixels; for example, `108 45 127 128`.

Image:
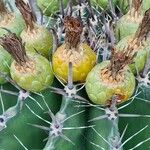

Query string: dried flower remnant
0 33 28 66
15 0 36 31
64 16 83 49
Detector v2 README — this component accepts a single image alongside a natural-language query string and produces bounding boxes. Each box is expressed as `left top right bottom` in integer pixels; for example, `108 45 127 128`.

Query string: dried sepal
134 8 150 43
108 47 134 79
128 0 142 17
64 16 83 49
132 0 142 12
15 0 36 31
0 0 8 15
0 33 28 65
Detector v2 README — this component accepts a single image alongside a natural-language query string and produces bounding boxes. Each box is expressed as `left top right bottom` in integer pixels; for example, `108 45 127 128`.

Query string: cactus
0 0 149 150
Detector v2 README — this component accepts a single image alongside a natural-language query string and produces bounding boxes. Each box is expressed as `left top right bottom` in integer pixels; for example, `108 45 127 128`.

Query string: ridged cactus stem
95 96 122 149
0 88 29 131
87 88 150 149
106 96 122 149
0 72 45 131
41 62 88 149
44 97 75 150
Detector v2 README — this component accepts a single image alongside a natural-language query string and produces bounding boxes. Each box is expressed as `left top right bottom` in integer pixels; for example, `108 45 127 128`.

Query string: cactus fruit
0 33 54 92
116 36 149 74
0 0 24 37
116 9 150 74
115 0 143 42
16 0 53 58
52 16 96 83
85 53 135 105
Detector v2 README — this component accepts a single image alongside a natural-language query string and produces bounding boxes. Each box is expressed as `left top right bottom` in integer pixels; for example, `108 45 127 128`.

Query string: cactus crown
15 0 36 31
0 32 28 65
64 16 83 49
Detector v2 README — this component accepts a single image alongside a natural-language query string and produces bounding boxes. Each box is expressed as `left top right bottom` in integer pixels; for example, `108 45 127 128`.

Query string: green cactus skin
119 88 150 149
0 81 62 149
37 0 68 16
10 52 54 92
86 107 121 150
85 61 135 105
91 0 117 9
0 46 11 84
0 13 25 37
20 25 53 58
44 95 86 150
116 36 150 74
54 96 86 150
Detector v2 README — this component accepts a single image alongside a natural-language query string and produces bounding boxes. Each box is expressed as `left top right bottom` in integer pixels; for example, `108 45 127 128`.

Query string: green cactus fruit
115 0 143 42
16 0 53 58
11 52 54 92
0 1 24 37
0 46 12 84
37 0 68 16
20 24 53 58
91 0 117 9
116 9 150 74
0 33 54 92
116 36 149 74
86 61 135 105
